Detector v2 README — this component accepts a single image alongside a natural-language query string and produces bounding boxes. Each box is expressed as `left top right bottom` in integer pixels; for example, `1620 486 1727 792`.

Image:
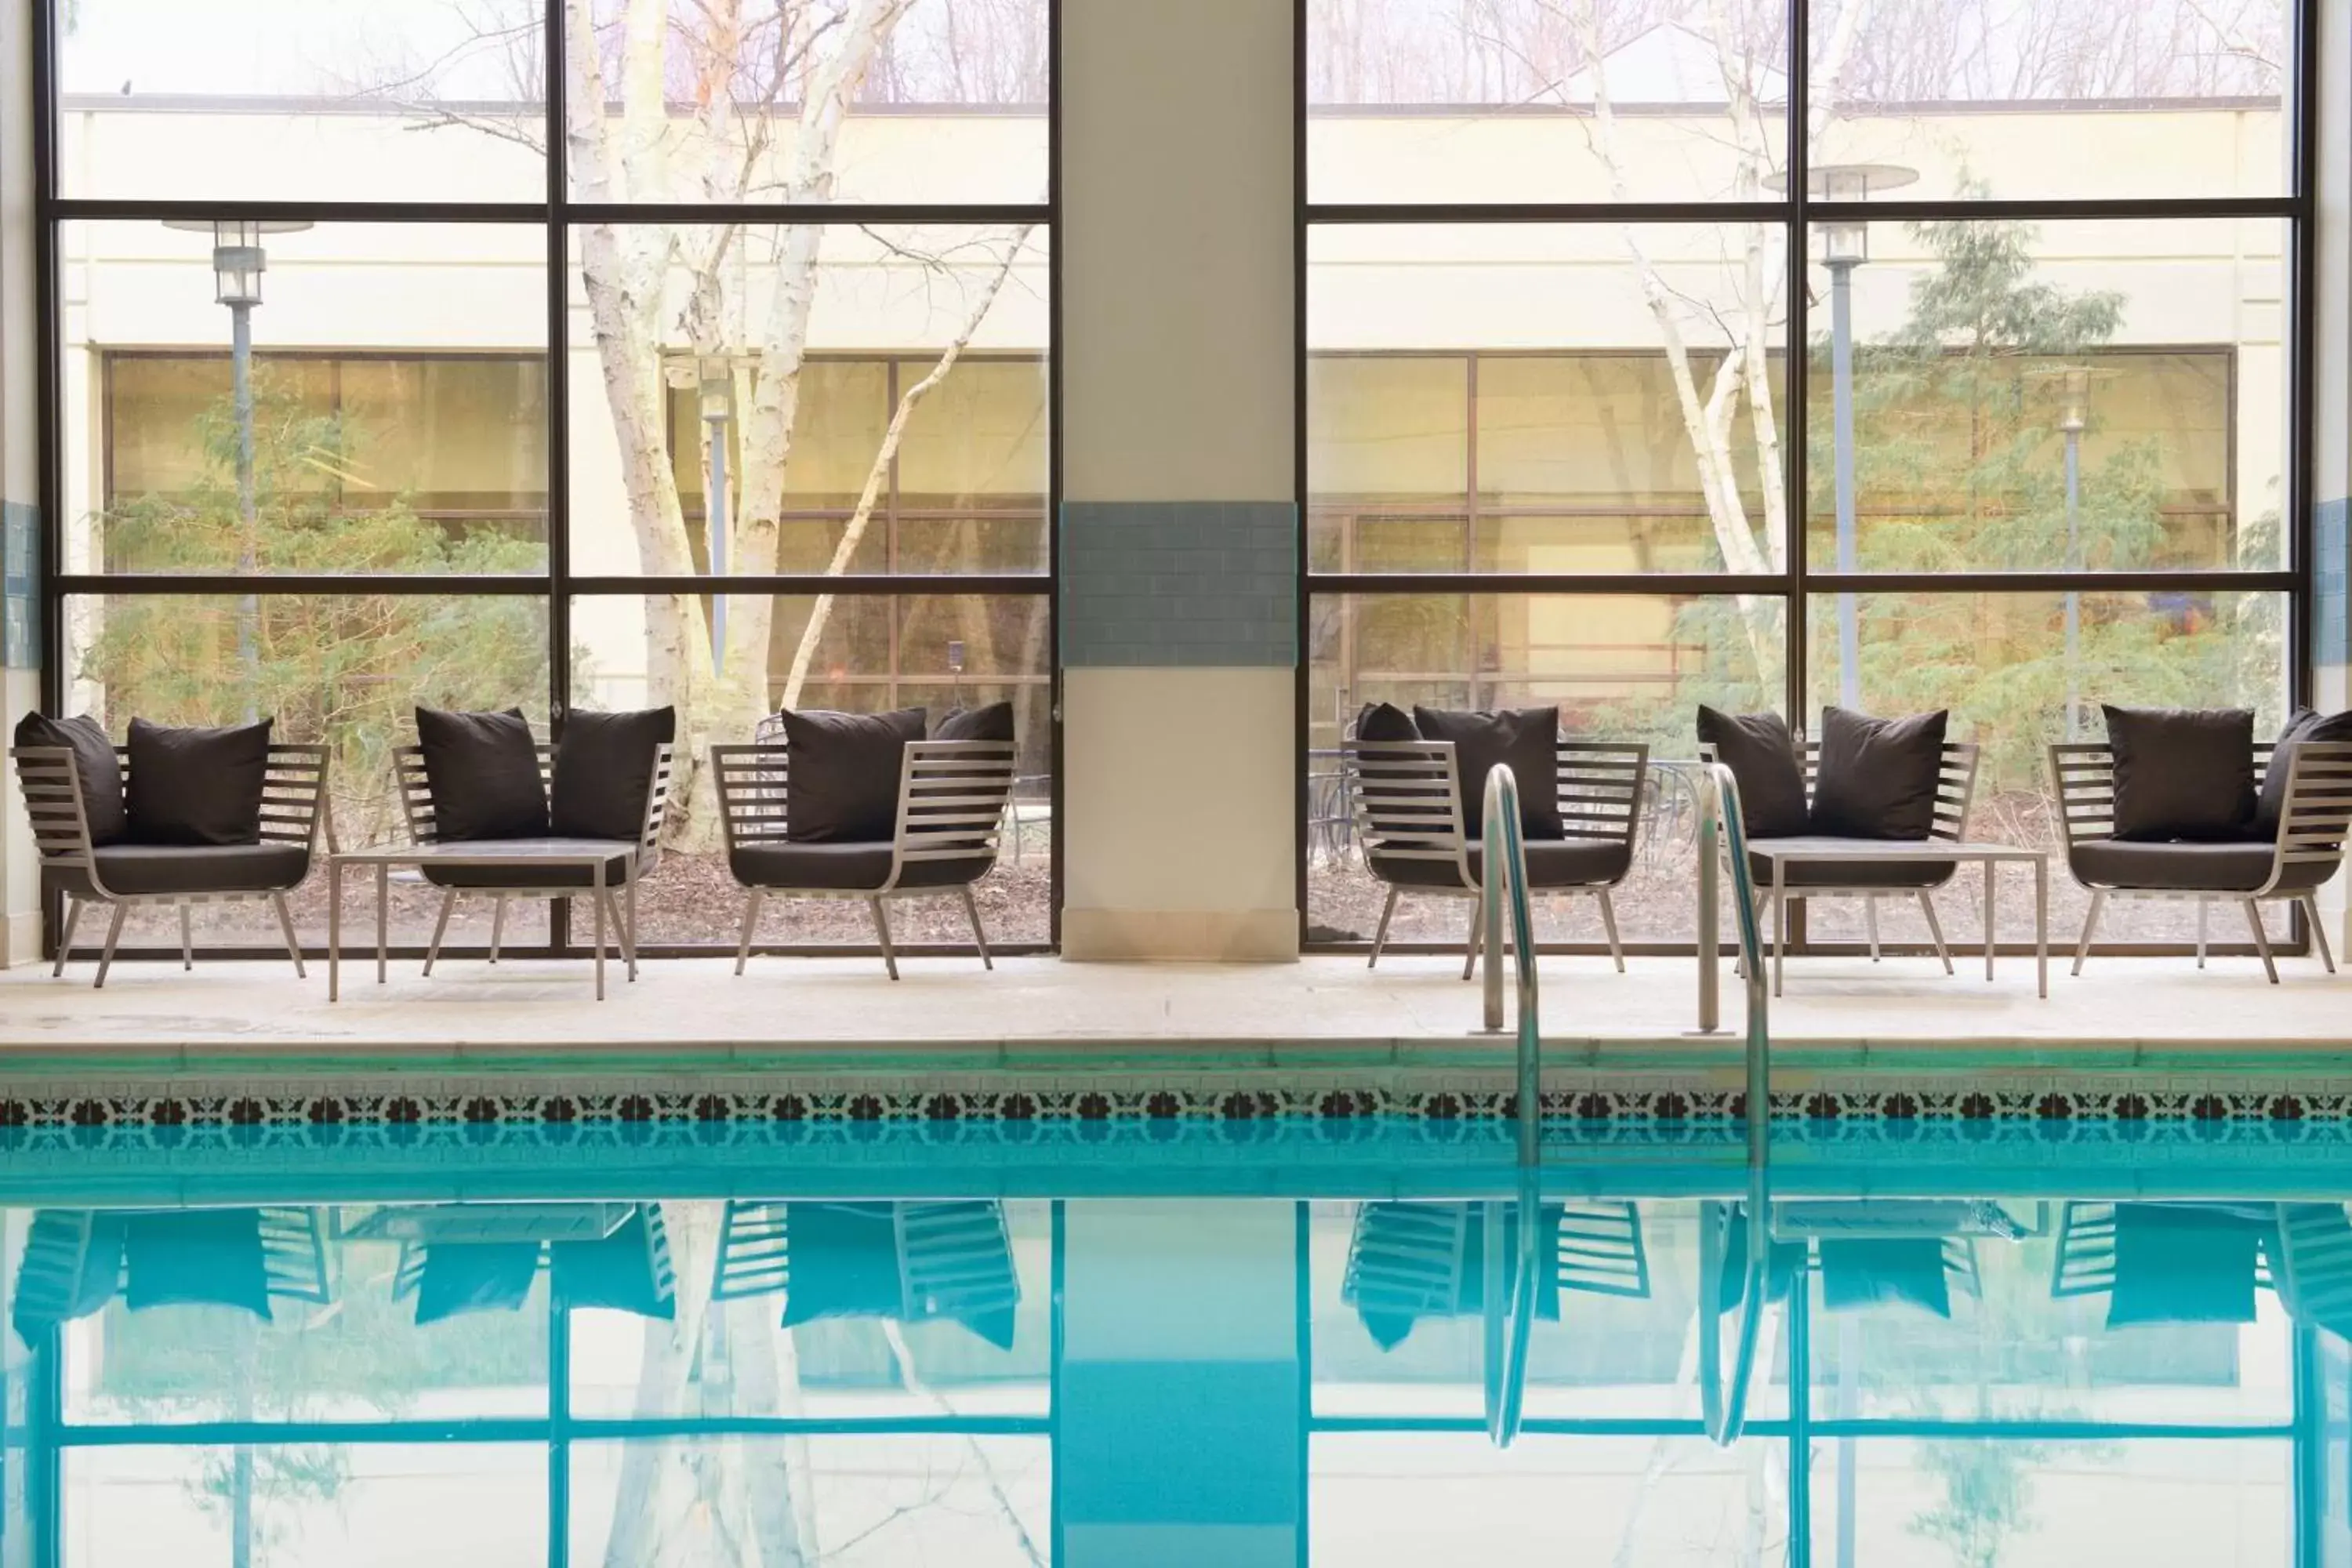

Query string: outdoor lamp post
165 219 312 720
1771 163 1915 709
2058 365 2092 739
668 351 749 672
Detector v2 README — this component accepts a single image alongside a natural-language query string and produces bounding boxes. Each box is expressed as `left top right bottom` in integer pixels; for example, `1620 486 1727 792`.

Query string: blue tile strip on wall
2318 497 2348 672
2 501 38 671
1062 500 1297 668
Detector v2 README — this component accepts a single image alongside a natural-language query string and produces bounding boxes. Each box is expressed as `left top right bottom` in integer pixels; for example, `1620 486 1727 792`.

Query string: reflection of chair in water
2268 1203 2352 1338
1766 1200 2017 1319
1341 1200 1651 1349
381 1203 676 1324
11 1210 128 1337
12 1207 334 1332
710 1200 1022 1349
2052 1201 2274 1326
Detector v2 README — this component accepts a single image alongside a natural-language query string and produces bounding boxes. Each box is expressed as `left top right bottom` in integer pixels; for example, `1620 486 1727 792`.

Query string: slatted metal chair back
896 1201 1022 1323
14 742 331 873
1343 740 1468 877
2053 739 2352 868
13 1210 120 1328
2049 742 2284 850
259 1207 336 1305
1343 1203 1473 1319
712 1199 791 1301
1556 1201 1652 1300
2270 1203 2352 1336
894 740 1018 877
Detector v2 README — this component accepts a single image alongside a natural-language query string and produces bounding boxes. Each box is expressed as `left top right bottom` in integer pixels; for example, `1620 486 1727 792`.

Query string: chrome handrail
1692 761 1773 1447
1479 763 1542 1167
1481 1164 1543 1449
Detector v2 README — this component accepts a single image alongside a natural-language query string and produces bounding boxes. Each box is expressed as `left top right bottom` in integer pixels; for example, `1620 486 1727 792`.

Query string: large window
1303 0 2309 955
40 0 1054 956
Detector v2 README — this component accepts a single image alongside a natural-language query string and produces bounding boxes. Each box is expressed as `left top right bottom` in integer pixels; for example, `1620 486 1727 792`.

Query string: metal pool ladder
1475 764 1543 1447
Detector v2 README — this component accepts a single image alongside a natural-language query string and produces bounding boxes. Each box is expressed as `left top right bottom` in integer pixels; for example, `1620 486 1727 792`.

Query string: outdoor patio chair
711 717 1018 979
2051 730 2352 982
390 1203 675 1323
2267 1203 2352 1339
1341 727 1648 975
1342 1199 1650 1349
2049 1201 2273 1327
393 713 675 979
710 1199 1022 1349
12 722 329 987
1700 710 1981 970
11 1206 334 1333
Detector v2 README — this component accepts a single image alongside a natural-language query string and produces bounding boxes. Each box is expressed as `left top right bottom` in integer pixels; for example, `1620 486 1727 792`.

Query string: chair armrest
262 744 332 865
710 743 791 851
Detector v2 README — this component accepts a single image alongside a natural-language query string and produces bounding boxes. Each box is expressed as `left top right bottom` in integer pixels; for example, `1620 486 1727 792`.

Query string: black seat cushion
14 711 128 845
935 701 1015 742
417 707 548 841
2103 705 2255 842
48 841 309 899
126 717 272 847
782 707 926 843
1809 706 1947 839
2068 837 2334 894
1412 706 1563 839
420 849 633 891
1370 836 1632 891
2253 706 2352 841
1744 840 1956 889
550 706 674 840
1696 707 1809 838
730 840 989 892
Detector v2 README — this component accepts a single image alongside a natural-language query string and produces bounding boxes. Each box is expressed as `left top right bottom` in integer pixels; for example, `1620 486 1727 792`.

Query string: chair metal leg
1368 887 1399 970
961 885 994 971
270 892 307 979
2304 895 2336 975
2243 899 2279 985
488 895 506 964
422 891 457 977
94 903 127 990
2071 888 2106 977
1462 898 1484 982
1596 887 1626 973
732 888 764 976
1863 894 1881 962
2196 898 2209 969
870 897 900 982
53 898 82 978
1916 892 1955 975
178 906 194 971
603 891 637 982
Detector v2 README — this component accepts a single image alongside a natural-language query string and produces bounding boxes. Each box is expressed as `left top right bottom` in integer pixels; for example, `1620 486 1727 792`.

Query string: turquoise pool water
5 1120 2351 1565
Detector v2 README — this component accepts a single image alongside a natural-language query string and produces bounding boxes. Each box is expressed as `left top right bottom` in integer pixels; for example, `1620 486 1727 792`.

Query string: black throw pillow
13 710 128 845
935 701 1016 743
550 706 676 840
1355 702 1419 742
1695 706 1809 838
126 717 272 847
2103 705 2256 842
2252 707 2352 841
1809 706 1948 840
1412 706 1563 839
783 707 927 843
416 706 549 842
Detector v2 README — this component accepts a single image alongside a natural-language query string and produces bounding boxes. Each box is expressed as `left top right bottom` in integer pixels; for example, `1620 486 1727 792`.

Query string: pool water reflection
4 1127 2348 1565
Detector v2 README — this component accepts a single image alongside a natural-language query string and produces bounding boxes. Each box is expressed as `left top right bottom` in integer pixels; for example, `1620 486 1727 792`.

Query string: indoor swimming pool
5 1117 2350 1566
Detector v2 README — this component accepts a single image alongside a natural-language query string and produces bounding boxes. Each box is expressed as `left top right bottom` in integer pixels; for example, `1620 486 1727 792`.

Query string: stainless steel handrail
1693 761 1773 1447
1481 1163 1543 1449
1479 763 1542 1167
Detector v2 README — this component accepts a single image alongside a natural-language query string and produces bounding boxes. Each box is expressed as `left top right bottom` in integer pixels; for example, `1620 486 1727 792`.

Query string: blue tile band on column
1062 501 1297 667
2 501 39 672
2318 498 2348 671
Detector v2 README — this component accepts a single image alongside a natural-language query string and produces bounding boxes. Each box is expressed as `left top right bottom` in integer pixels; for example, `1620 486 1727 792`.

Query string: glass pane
569 592 1051 947
566 224 1048 578
1310 228 1790 575
56 1219 550 1424
61 1443 548 1566
1809 0 2288 201
1312 1200 1788 1425
1805 1207 2295 1427
1805 588 2287 949
1313 1432 1791 1565
1306 0 1787 205
60 591 554 953
1804 219 2283 573
568 1200 1051 1418
1806 1437 2290 1566
566 0 1048 205
59 1 546 201
1307 591 1784 948
569 1435 1050 1565
64 222 549 576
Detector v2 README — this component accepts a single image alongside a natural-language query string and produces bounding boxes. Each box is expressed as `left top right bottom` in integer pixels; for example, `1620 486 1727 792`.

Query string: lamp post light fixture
2052 364 2096 739
1769 162 1916 710
164 220 313 720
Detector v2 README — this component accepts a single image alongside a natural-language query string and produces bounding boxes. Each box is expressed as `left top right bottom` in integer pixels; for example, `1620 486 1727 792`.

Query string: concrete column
1056 1202 1302 1568
2314 0 2350 953
1057 0 1298 960
0 0 43 968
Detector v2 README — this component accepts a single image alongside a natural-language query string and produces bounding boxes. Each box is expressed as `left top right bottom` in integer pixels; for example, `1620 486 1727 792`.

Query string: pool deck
0 951 2344 1076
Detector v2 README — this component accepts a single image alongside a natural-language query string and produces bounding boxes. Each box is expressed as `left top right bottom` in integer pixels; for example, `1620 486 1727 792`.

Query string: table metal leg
376 866 389 985
625 866 639 982
1980 862 1996 981
2034 858 2048 998
593 864 607 1001
1771 867 1786 1000
328 860 342 1002
1696 802 1719 1033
